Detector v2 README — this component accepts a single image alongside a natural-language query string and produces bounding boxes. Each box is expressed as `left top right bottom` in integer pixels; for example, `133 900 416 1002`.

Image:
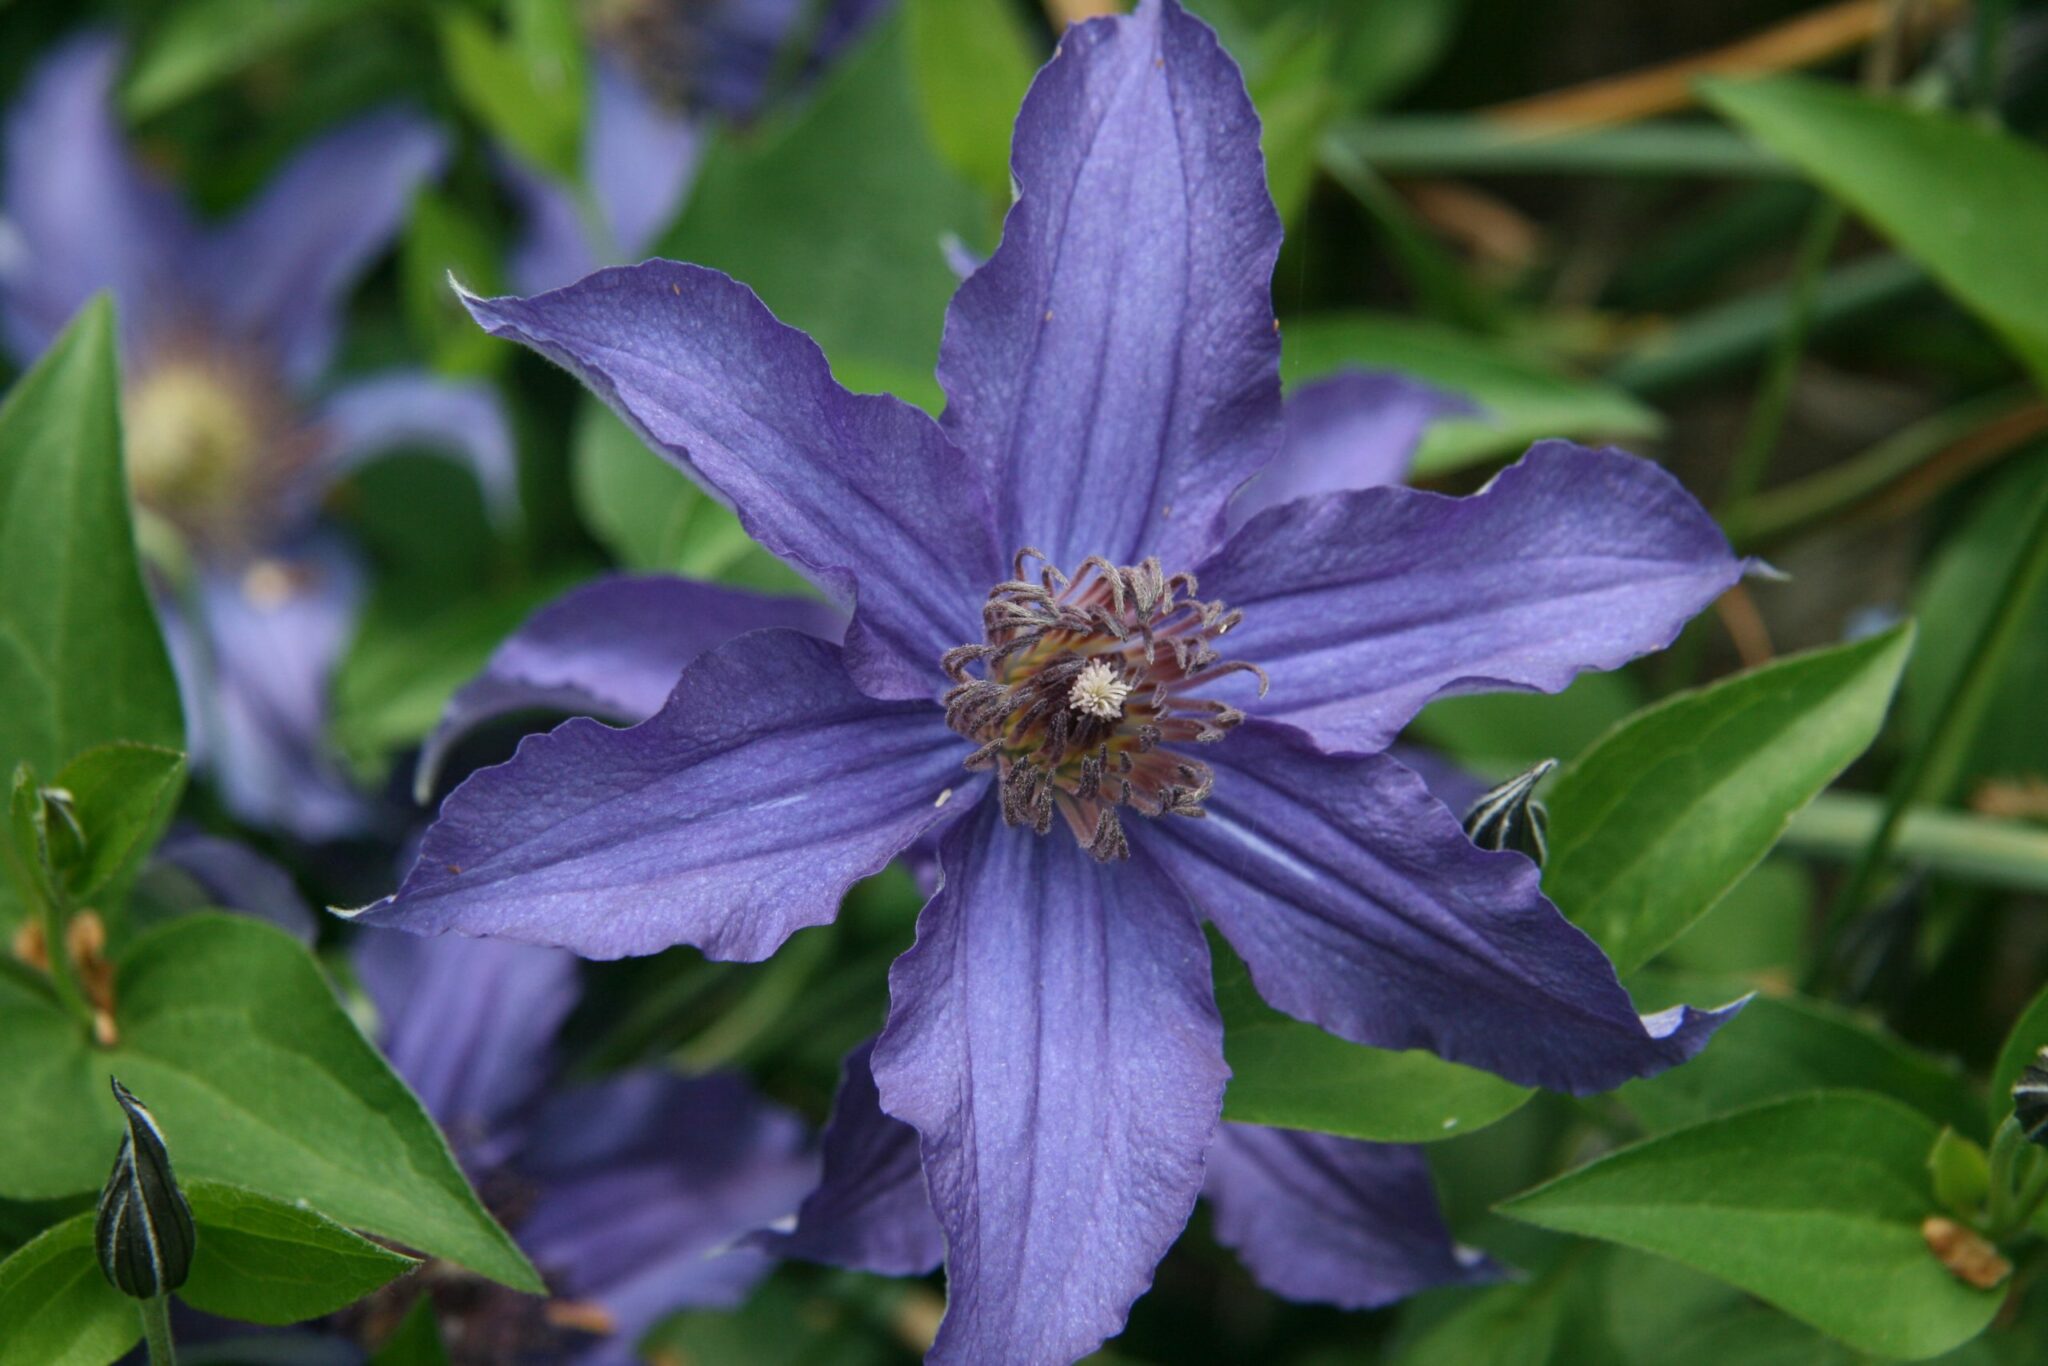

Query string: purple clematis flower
0 33 513 841
505 0 891 294
355 928 820 1364
357 3 1751 1359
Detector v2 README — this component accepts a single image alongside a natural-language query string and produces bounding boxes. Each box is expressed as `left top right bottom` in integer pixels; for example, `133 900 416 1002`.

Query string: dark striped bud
95 1077 195 1298
1462 759 1556 866
2016 1046 2048 1148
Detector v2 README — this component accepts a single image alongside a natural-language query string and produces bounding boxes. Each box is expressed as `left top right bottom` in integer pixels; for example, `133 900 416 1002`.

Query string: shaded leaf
1215 940 1532 1143
1501 1092 2004 1359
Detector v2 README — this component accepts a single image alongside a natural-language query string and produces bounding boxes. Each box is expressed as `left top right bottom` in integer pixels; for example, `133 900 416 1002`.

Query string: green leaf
1702 76 2048 388
905 0 1037 202
661 11 985 379
569 399 810 594
1927 1129 1991 1218
1500 1092 2004 1359
42 743 185 903
1657 859 1810 978
1277 312 1662 475
0 297 183 781
1389 1254 1618 1366
402 190 508 379
440 5 583 183
1543 625 1914 976
123 0 371 116
0 914 539 1292
1617 986 1981 1140
333 574 576 769
0 1213 135 1366
0 1182 413 1364
1904 450 2048 797
1990 981 2048 1136
1215 941 1531 1142
178 1178 417 1324
370 1293 452 1365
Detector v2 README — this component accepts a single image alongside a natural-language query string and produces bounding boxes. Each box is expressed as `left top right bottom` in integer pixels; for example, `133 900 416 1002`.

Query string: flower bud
95 1077 195 1298
2016 1045 2048 1147
1462 759 1556 866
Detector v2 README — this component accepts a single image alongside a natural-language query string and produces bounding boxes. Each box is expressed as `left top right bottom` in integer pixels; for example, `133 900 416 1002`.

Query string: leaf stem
1808 476 2048 989
1720 198 1843 511
1777 794 2048 893
137 1294 177 1365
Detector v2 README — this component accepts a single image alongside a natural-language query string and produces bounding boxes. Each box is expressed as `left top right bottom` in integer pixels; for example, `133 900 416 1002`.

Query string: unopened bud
2016 1046 2048 1147
1463 759 1556 865
95 1078 195 1298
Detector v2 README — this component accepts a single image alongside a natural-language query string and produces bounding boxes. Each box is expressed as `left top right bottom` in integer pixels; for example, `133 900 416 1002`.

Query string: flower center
122 352 308 555
124 364 258 517
943 550 1265 861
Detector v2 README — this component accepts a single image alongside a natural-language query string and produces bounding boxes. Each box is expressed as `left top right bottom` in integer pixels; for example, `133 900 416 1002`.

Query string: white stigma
1068 660 1132 721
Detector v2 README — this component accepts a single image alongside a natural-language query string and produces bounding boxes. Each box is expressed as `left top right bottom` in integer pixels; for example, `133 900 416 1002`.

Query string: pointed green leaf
0 1213 135 1366
0 297 183 782
1703 76 2048 388
370 1293 452 1365
178 1178 418 1324
0 914 539 1292
1500 1092 2004 1359
45 743 185 902
1544 624 1914 975
1216 941 1532 1142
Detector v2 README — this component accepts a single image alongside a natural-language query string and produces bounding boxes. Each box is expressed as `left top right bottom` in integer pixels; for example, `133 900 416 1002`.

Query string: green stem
34 880 93 1032
1720 199 1843 512
1808 476 2048 990
1723 388 2038 549
137 1294 176 1365
675 925 834 1071
1778 794 2048 893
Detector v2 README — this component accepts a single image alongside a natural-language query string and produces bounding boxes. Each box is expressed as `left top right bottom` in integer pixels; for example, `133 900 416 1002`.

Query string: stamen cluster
943 549 1266 861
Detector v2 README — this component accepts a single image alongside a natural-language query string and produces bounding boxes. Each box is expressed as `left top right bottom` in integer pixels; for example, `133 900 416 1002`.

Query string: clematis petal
934 0 1283 572
353 930 578 1172
1204 1124 1500 1309
174 543 375 842
310 370 517 522
353 629 966 959
151 828 317 944
1197 442 1747 754
461 261 1002 700
518 1070 819 1363
0 32 197 360
752 1039 943 1276
587 54 706 267
201 110 446 384
1146 721 1740 1093
416 573 844 800
873 799 1227 1365
1224 370 1476 528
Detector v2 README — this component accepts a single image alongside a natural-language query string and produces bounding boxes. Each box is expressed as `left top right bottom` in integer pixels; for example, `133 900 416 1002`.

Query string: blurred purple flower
358 2 1752 1359
506 0 892 294
0 34 514 841
355 929 820 1363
